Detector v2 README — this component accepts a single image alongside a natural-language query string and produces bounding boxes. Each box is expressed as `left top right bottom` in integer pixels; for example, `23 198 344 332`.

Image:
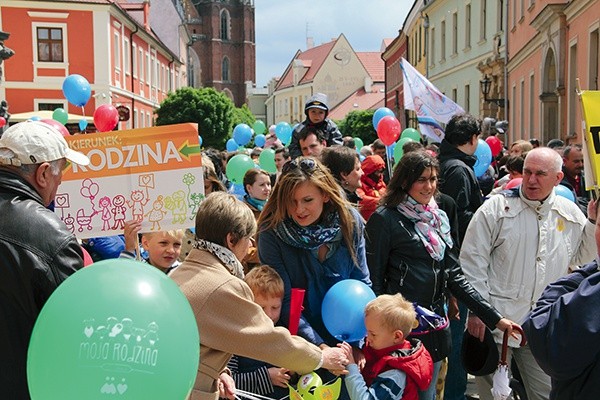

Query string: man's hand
467 314 487 341
321 346 349 375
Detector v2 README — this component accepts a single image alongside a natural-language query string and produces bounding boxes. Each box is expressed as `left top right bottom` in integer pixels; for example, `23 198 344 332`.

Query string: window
520 79 525 135
529 74 535 134
452 12 458 55
37 27 63 62
441 20 446 61
429 28 435 65
430 27 436 65
480 0 487 40
38 103 65 111
465 4 471 49
590 29 599 90
146 52 151 84
132 43 137 78
498 0 504 32
124 38 130 74
220 10 230 40
222 57 230 81
139 48 144 81
113 32 121 71
465 84 470 113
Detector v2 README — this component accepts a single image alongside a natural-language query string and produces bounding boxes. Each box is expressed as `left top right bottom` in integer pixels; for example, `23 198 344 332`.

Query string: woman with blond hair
258 157 370 350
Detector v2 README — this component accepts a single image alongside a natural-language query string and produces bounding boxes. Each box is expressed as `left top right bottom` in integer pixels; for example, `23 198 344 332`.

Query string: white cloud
255 1 414 87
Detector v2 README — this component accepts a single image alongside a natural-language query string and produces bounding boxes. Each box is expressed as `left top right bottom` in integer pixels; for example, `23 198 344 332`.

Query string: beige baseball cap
0 120 89 166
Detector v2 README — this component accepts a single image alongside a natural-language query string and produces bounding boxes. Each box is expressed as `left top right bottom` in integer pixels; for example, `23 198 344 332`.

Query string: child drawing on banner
98 196 113 231
164 190 188 224
145 196 167 231
64 213 75 234
80 178 100 216
188 193 203 220
182 172 197 209
111 194 127 230
76 208 94 232
127 190 149 222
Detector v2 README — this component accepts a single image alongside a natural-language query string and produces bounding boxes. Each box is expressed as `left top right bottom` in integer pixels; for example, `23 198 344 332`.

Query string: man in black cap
288 93 342 159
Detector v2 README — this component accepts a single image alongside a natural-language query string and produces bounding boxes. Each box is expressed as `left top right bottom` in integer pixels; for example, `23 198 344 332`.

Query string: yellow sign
580 91 600 190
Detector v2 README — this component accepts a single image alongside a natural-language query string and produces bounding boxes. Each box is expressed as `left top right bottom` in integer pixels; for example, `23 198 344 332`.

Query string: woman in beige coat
171 192 348 400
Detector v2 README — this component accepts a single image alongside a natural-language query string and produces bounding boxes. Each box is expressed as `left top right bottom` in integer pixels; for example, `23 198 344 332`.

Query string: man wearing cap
0 120 90 398
288 93 342 159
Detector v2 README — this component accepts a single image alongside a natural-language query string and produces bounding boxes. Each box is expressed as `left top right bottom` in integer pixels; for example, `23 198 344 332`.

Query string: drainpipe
503 0 509 143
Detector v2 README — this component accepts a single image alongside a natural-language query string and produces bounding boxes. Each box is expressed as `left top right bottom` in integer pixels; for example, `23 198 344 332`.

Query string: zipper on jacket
399 262 408 286
431 259 438 307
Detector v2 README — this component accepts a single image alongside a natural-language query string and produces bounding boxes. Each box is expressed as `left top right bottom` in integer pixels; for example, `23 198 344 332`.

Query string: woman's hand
467 315 487 341
218 372 236 400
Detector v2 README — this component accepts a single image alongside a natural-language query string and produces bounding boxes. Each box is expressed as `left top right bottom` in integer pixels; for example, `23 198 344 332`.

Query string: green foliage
155 87 234 149
231 104 255 127
337 109 377 146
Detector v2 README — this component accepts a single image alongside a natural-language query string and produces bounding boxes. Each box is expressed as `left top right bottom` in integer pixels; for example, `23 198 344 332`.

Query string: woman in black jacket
365 150 516 400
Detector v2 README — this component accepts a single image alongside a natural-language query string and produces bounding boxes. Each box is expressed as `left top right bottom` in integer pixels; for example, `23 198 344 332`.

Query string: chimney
143 0 150 32
306 36 314 49
119 0 151 32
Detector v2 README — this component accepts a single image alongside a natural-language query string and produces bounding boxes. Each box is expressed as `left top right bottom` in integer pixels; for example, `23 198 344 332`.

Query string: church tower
185 0 255 107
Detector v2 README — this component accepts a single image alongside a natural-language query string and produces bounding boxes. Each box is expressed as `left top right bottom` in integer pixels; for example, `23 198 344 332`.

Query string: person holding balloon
365 151 518 400
0 121 90 398
288 93 343 159
257 157 370 394
171 192 350 400
340 293 433 400
357 155 387 221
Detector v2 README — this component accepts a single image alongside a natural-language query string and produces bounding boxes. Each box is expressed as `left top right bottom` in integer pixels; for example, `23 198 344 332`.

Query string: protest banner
58 123 203 238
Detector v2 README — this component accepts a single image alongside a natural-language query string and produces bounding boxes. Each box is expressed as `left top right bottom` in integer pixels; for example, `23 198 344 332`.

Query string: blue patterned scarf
274 211 341 250
397 196 453 261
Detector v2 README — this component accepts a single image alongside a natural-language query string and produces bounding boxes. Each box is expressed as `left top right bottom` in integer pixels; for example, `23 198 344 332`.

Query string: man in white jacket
460 147 597 400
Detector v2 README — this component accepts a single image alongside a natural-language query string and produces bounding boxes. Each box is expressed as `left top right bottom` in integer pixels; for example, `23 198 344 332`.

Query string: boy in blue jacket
288 93 342 158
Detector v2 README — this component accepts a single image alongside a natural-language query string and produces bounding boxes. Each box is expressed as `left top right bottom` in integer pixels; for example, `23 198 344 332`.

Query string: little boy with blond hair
120 219 183 274
227 265 293 397
341 294 433 400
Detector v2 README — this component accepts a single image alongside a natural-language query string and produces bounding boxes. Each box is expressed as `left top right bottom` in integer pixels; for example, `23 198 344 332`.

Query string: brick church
185 0 255 107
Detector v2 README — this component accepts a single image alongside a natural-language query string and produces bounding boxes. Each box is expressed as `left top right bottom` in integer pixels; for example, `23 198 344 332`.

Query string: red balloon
505 177 522 190
93 104 119 132
485 135 503 157
40 118 70 137
377 116 401 146
81 246 94 267
0 116 6 128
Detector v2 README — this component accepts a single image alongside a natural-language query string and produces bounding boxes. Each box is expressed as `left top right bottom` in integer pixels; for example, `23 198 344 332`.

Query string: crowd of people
2 94 600 400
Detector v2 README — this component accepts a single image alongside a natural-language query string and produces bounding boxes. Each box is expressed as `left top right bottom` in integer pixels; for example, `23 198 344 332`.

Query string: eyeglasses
281 158 317 175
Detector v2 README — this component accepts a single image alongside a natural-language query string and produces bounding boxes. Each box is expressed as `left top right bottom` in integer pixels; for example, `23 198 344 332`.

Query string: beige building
265 34 384 125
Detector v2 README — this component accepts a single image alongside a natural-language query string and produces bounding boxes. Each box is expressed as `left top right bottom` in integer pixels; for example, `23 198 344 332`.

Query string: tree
231 104 255 128
337 109 377 146
155 87 234 149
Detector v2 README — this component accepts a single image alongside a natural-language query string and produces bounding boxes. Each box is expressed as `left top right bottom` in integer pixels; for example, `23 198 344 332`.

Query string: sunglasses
281 158 317 175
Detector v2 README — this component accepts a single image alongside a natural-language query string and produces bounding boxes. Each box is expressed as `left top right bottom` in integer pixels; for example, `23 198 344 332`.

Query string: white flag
401 58 464 142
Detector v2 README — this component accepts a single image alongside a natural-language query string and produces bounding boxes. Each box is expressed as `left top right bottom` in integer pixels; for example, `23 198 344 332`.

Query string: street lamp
480 75 506 108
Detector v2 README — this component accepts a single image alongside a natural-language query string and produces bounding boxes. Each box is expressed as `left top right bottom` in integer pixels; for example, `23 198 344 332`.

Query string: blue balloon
62 74 91 107
386 143 395 159
254 134 266 147
29 116 41 121
233 124 253 146
275 122 292 145
322 280 376 342
555 184 576 202
226 138 238 152
229 182 246 201
198 135 203 147
78 119 88 132
473 139 492 178
372 107 395 130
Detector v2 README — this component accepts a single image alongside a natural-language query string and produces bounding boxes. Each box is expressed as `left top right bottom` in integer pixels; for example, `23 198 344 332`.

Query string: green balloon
259 148 277 173
401 128 422 142
52 107 69 125
27 259 199 400
253 120 266 135
393 137 414 163
226 154 256 184
353 137 364 150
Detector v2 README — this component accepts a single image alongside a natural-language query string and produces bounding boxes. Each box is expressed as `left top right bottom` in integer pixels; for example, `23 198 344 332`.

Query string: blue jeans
444 302 468 400
419 360 442 400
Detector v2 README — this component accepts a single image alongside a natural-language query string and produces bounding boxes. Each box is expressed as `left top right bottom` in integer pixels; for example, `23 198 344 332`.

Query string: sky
254 1 414 88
